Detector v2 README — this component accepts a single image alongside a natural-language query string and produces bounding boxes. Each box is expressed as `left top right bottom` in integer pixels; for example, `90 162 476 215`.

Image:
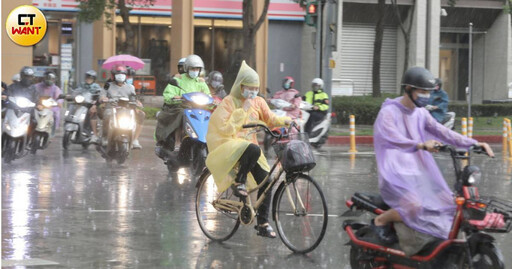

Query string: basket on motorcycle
467 196 512 233
273 132 316 173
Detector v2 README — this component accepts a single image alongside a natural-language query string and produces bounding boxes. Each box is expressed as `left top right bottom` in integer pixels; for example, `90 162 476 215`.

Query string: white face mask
115 74 126 83
188 70 199 79
211 81 221 88
242 88 258 99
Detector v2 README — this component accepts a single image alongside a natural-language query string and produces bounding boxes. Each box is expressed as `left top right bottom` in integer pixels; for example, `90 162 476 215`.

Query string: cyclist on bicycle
205 61 292 239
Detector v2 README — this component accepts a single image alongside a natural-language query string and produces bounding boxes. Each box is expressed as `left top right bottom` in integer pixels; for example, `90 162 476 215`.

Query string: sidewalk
143 120 503 145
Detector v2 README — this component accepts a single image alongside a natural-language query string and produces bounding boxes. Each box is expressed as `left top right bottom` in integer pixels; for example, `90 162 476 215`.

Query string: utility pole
467 22 473 119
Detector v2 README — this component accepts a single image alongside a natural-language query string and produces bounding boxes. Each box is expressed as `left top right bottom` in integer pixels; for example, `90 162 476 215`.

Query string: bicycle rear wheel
196 169 240 241
274 173 328 253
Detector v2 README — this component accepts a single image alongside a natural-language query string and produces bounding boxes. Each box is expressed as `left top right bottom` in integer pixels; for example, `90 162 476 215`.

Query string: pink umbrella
102 54 145 70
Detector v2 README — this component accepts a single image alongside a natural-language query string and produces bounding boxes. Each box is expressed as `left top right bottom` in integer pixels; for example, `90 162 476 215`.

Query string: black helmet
43 71 56 86
434 78 442 89
401 67 436 91
19 66 34 86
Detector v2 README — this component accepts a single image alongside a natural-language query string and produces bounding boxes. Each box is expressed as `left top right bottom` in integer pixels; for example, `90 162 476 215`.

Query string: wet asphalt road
2 124 512 268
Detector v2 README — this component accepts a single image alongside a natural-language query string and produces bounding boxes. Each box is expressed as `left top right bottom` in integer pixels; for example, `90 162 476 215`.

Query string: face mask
415 92 431 107
85 78 94 85
188 70 199 79
115 74 126 83
284 82 291 90
242 88 258 99
44 80 54 86
211 81 221 88
126 78 133 85
21 78 32 86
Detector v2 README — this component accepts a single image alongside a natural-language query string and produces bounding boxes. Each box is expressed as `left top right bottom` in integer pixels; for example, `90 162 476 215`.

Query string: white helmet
312 78 324 88
12 73 21 82
184 54 204 72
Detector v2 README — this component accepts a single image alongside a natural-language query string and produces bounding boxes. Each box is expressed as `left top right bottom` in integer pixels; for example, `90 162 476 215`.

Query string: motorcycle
1 96 36 163
263 99 300 154
342 145 511 268
156 92 213 175
425 105 455 130
31 96 60 154
300 101 331 148
96 97 138 164
62 90 99 150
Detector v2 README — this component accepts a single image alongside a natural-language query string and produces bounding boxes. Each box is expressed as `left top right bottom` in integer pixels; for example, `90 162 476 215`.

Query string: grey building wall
472 32 486 103
300 24 317 95
267 21 303 95
77 22 94 84
483 12 511 101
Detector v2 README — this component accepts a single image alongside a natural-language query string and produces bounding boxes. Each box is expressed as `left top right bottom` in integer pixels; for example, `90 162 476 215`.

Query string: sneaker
132 139 142 149
370 219 398 245
90 135 99 144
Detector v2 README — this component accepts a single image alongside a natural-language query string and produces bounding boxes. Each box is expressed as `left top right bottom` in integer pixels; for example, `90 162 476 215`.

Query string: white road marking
2 258 59 266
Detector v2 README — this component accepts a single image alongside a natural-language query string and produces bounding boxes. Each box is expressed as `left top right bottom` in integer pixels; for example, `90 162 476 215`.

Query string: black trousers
236 143 270 224
305 110 326 134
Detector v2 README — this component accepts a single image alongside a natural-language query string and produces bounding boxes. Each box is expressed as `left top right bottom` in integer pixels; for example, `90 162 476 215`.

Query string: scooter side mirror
57 94 66 99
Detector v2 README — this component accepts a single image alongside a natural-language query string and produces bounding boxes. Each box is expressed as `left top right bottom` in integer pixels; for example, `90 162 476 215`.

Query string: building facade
332 0 512 103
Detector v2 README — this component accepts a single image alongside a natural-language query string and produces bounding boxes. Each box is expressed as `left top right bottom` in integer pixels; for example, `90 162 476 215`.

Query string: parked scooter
96 97 137 164
300 101 330 148
342 145 510 268
31 96 60 154
62 90 100 150
156 92 213 175
2 96 36 163
426 105 455 130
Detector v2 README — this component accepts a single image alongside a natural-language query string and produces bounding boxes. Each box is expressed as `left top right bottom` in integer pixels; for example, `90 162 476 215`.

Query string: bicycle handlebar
242 123 283 139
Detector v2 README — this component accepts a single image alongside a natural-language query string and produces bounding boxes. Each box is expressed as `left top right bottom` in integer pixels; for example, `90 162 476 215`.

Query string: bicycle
195 123 328 253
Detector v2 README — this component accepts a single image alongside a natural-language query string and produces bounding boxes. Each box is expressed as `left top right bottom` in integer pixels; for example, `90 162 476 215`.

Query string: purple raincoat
374 97 477 239
35 82 63 129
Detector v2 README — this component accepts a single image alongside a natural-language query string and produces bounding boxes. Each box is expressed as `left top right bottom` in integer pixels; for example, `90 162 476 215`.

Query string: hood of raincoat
230 61 259 106
382 96 415 115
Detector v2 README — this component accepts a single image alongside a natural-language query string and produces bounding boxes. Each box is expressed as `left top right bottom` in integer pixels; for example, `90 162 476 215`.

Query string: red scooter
343 145 511 269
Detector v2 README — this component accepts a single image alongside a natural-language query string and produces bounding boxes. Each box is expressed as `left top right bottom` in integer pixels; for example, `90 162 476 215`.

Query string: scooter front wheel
62 131 71 150
116 142 129 164
31 134 41 154
457 243 504 269
3 138 16 163
192 143 207 176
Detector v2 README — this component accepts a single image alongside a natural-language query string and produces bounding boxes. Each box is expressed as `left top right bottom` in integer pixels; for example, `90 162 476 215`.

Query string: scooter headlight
118 116 135 130
42 99 56 107
75 95 85 103
15 97 36 108
462 165 481 186
190 94 211 106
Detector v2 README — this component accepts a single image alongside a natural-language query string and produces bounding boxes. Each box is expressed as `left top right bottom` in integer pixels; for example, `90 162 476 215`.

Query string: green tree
76 0 155 55
241 0 271 67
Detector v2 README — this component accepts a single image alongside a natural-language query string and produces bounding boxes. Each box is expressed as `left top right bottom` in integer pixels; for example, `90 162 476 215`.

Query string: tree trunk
392 0 416 93
241 0 270 67
118 0 135 55
372 0 386 97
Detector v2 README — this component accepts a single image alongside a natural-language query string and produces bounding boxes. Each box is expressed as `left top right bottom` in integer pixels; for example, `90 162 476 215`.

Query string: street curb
327 135 503 145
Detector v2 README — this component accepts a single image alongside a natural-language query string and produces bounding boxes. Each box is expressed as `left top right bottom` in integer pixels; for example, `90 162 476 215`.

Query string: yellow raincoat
206 61 290 192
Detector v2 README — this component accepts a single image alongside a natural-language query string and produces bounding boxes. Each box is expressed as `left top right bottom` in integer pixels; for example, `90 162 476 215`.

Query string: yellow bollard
468 117 473 138
461 117 467 137
349 115 358 153
350 153 356 170
504 119 509 155
507 119 512 158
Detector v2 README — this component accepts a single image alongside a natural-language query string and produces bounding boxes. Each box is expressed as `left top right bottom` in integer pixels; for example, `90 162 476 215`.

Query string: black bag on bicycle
280 139 316 173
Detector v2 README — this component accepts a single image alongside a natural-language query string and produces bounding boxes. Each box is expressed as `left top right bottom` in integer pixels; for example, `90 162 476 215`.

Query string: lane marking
88 209 141 213
1 209 48 212
2 258 59 266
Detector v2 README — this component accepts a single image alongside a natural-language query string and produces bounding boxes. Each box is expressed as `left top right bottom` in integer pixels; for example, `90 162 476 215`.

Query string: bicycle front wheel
196 170 240 241
274 173 328 253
